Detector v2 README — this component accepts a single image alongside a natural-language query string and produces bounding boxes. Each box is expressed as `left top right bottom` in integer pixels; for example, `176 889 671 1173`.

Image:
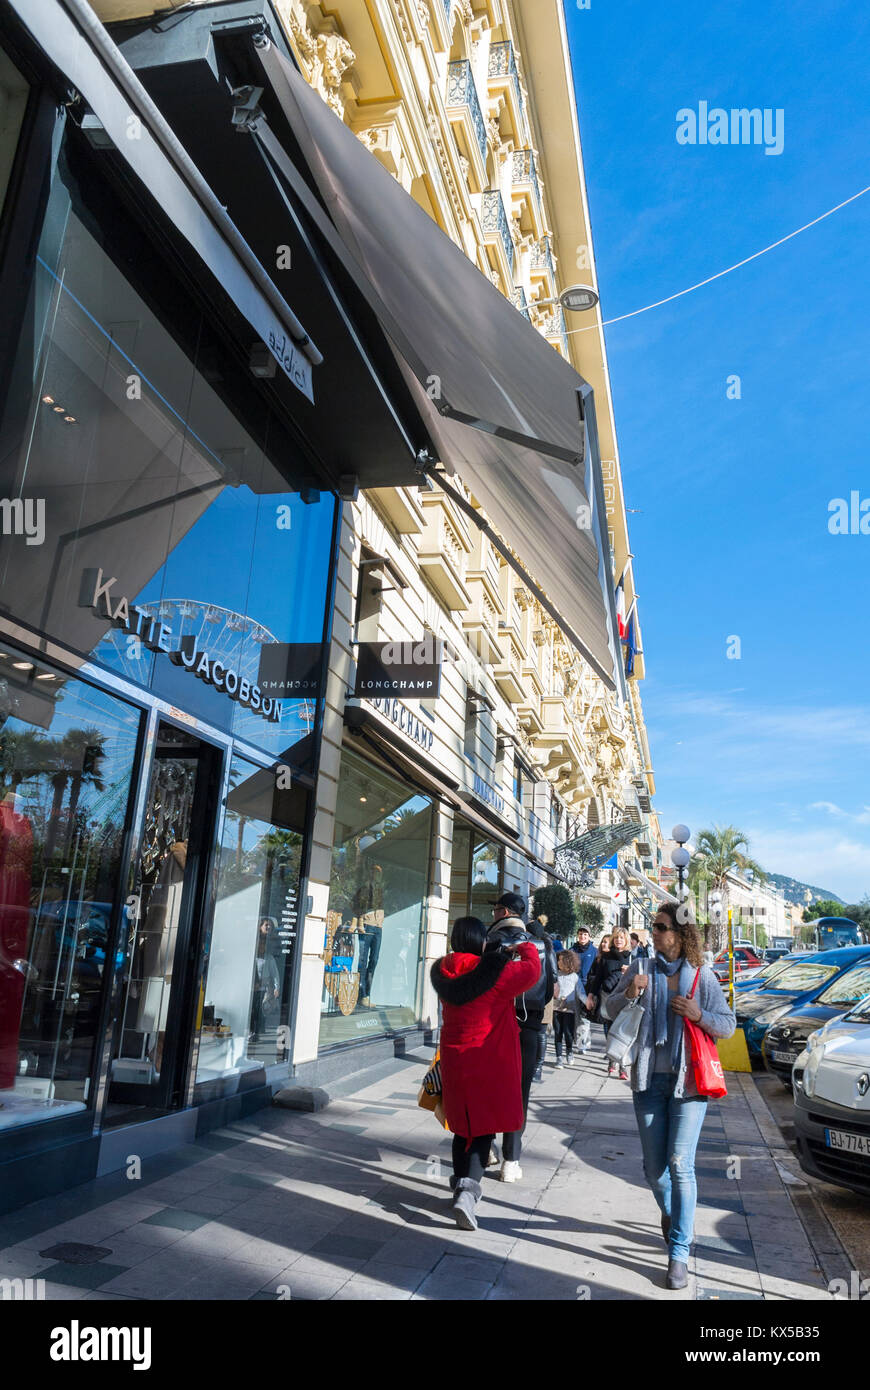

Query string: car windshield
846 994 870 1022
817 964 870 1007
755 959 793 983
766 962 839 993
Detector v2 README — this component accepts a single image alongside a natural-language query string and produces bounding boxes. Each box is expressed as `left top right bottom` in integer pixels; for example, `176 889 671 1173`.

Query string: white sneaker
556 1059 565 1069
500 1160 522 1182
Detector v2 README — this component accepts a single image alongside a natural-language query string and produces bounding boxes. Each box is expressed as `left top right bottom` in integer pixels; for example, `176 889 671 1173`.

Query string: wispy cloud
648 688 870 900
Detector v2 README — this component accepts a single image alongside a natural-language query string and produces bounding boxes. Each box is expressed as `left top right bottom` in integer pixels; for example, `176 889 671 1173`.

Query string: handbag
421 1050 442 1096
604 994 646 1063
683 969 728 1099
417 1049 449 1130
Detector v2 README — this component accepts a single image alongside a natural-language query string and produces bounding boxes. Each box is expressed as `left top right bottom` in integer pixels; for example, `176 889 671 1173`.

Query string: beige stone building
72 0 662 1084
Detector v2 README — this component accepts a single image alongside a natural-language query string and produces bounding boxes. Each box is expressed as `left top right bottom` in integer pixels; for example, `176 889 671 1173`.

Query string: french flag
615 582 627 640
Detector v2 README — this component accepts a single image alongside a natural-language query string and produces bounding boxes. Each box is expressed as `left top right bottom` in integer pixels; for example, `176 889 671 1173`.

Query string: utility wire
565 183 870 334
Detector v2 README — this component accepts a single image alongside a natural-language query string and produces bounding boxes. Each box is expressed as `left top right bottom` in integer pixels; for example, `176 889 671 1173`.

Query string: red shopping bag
683 970 728 1099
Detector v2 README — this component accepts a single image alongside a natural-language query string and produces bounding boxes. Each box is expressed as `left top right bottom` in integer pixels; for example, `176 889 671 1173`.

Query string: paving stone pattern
0 1038 844 1301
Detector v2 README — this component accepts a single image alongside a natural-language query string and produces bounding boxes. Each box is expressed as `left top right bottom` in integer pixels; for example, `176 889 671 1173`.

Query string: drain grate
38 1242 112 1265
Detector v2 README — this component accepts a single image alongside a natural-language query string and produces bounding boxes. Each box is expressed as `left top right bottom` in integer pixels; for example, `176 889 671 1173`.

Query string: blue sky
565 0 870 901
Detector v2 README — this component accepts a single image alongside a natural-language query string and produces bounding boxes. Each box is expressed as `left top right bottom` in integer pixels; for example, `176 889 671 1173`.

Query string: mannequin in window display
248 918 281 1043
135 840 186 1075
0 789 34 1092
352 861 384 1008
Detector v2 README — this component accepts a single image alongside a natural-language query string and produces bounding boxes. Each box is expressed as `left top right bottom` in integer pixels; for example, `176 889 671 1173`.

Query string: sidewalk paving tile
2 1038 852 1302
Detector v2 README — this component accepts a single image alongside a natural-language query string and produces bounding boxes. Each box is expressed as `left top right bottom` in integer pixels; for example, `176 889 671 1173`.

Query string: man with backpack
485 892 557 1182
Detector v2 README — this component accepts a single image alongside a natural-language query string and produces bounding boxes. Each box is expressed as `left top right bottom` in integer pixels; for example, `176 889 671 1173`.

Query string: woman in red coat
430 916 541 1230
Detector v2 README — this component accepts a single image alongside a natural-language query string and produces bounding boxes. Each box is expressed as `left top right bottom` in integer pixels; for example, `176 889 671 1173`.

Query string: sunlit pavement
0 1035 854 1301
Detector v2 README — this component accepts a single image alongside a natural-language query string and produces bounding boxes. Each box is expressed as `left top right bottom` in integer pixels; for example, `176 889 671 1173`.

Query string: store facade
0 0 427 1210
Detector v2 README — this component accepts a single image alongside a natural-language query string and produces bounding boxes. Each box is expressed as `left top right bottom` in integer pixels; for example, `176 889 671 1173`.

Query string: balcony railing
512 149 541 206
489 41 525 125
446 60 487 164
482 190 514 274
511 286 531 321
531 235 555 274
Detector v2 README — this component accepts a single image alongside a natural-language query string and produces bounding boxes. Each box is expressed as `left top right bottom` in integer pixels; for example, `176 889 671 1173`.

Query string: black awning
344 705 565 881
249 39 620 688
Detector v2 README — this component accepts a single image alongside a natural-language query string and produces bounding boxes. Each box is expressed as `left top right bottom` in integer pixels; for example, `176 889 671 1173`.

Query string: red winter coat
430 942 541 1138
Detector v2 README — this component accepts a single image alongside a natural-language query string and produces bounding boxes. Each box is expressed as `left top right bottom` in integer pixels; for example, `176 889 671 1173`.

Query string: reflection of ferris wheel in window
108 599 316 739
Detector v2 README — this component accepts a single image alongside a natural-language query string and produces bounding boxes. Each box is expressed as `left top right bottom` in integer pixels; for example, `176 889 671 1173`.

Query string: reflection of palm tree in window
0 726 106 858
380 806 419 835
63 729 106 853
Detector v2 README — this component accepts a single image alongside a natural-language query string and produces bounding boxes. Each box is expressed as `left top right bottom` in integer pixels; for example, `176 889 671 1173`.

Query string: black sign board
354 639 442 699
257 642 324 698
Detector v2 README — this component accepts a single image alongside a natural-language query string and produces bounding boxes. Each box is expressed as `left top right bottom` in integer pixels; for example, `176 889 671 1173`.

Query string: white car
792 994 870 1197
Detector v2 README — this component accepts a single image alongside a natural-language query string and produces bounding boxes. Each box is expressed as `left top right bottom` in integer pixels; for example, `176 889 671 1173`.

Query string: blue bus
809 917 866 949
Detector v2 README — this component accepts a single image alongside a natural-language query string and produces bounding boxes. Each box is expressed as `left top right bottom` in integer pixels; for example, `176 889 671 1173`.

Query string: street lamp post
670 824 691 901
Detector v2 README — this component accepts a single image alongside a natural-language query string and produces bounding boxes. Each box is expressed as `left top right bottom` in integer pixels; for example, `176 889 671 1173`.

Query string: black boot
451 1177 482 1231
666 1258 688 1290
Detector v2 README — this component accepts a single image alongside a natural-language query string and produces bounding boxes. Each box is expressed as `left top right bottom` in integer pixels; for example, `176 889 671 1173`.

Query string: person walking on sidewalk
552 950 580 1066
605 902 736 1290
586 927 633 1078
529 911 555 1083
430 916 541 1230
572 926 598 1055
630 928 651 961
485 892 556 1182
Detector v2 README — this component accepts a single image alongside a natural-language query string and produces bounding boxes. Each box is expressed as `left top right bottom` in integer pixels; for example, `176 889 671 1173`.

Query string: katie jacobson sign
83 569 281 723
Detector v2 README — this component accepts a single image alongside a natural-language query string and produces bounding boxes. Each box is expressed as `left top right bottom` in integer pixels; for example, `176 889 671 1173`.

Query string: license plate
825 1128 870 1156
771 1049 797 1063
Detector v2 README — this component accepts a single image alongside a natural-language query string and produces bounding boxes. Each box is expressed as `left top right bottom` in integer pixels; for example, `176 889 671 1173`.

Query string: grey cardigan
604 958 736 1097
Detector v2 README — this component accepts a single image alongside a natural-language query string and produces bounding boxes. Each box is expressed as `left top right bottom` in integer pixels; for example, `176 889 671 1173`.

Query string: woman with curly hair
604 902 735 1290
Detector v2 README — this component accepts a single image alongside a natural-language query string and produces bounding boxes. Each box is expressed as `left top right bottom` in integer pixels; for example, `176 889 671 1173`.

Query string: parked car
792 995 870 1197
712 946 764 983
733 954 800 992
762 958 870 1086
735 947 870 1055
763 947 791 963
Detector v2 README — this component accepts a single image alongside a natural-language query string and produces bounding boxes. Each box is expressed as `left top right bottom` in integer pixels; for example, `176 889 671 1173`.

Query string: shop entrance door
107 721 221 1117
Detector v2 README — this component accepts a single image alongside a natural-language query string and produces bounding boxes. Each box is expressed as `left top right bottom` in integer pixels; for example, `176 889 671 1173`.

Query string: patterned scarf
653 952 686 1072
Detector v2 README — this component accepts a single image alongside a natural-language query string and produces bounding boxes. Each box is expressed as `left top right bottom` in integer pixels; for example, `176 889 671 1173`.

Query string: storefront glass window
448 817 503 922
0 128 335 768
321 749 432 1047
0 641 140 1130
196 755 303 1094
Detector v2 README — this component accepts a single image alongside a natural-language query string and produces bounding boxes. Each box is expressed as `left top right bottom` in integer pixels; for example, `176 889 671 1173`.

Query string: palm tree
63 728 106 852
689 825 767 949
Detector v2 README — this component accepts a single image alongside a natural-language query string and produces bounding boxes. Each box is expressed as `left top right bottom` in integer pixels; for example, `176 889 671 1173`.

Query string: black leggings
553 1011 576 1057
452 1133 494 1185
502 1025 540 1162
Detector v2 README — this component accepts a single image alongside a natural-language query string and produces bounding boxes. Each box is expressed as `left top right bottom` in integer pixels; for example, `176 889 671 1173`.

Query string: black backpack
517 930 556 1013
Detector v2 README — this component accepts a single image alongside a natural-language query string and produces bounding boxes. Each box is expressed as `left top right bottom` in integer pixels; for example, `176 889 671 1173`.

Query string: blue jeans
632 1073 708 1262
357 925 382 999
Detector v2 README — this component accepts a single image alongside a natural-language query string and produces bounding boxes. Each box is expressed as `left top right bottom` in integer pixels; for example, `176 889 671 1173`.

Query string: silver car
793 994 870 1197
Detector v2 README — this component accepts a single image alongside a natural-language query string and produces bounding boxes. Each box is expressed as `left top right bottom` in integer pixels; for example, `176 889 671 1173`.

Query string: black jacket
586 948 632 1002
485 915 556 1027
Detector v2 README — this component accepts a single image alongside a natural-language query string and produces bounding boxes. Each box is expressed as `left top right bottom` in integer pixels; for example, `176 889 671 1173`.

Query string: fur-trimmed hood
430 949 510 1006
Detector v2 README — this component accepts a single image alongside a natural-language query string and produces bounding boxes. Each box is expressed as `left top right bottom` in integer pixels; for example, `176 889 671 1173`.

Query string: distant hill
765 872 845 908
